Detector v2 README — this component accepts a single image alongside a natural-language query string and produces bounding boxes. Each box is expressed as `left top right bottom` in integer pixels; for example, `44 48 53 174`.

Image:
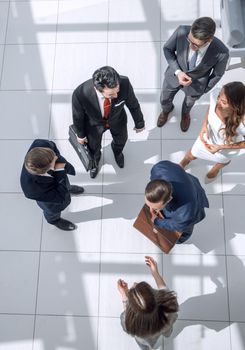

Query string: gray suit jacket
163 25 229 96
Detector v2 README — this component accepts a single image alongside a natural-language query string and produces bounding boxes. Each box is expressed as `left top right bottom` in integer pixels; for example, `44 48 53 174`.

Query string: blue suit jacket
20 139 75 204
151 161 209 234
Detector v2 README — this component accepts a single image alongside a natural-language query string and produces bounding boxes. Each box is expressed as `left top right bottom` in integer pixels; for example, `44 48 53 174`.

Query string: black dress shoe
53 218 76 231
69 185 84 195
90 166 99 179
114 152 124 168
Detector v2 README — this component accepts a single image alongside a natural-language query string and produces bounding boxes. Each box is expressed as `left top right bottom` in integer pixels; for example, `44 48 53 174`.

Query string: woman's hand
145 256 159 275
117 279 128 298
200 124 209 144
204 143 222 154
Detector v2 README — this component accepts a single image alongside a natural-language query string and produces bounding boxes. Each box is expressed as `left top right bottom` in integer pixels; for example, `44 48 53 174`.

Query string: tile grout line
96 2 111 349
31 215 44 350
221 171 233 350
0 0 10 90
31 1 60 349
47 0 60 140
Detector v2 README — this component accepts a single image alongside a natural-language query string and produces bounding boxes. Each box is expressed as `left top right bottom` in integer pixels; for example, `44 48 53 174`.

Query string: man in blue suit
20 139 84 231
145 161 209 243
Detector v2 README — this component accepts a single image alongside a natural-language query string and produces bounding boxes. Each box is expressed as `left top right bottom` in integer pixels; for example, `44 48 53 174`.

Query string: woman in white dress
117 256 178 350
180 82 245 178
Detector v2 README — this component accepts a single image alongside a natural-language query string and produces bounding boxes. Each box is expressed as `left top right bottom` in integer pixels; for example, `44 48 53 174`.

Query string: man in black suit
72 66 145 178
20 139 84 231
158 17 229 132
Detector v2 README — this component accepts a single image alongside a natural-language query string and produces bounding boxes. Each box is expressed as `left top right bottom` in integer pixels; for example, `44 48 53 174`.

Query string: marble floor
0 0 245 349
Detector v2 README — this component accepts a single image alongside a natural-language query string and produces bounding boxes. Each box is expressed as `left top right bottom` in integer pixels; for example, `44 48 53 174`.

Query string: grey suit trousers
160 79 201 114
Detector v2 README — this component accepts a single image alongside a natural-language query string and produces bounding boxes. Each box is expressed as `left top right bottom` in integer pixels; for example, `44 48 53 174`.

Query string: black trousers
86 123 128 163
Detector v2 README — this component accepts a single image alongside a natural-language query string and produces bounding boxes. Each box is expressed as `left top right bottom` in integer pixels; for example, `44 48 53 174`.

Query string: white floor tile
98 317 140 350
41 195 102 252
163 254 229 321
0 251 39 313
223 196 245 255
108 42 161 89
222 152 245 195
103 139 161 194
1 44 55 90
0 91 51 139
99 252 162 317
49 90 73 139
161 140 223 195
161 0 214 41
161 90 210 140
227 256 245 322
0 315 34 350
0 2 8 44
108 0 161 42
164 320 231 350
101 194 161 253
230 322 245 350
170 195 225 255
0 194 42 250
37 252 100 316
0 140 31 192
0 45 4 79
57 0 108 43
53 43 107 90
33 315 98 350
6 1 58 44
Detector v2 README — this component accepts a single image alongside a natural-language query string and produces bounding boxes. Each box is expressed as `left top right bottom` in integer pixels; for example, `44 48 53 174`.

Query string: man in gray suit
158 17 229 132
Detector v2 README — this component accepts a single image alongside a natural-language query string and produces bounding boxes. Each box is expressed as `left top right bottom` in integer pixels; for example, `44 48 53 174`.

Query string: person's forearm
201 107 210 129
152 271 166 289
221 140 245 150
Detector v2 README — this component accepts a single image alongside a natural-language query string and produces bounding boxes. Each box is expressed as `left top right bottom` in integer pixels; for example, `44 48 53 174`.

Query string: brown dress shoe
180 113 191 132
157 105 174 127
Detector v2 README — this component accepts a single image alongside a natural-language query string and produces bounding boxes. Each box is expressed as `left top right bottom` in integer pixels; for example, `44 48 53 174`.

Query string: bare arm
199 106 210 143
145 256 166 289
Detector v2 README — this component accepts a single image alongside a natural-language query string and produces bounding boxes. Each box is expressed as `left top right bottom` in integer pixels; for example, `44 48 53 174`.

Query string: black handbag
68 124 94 171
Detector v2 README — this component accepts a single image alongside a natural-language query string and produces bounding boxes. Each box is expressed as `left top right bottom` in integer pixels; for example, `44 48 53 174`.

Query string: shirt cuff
175 69 182 76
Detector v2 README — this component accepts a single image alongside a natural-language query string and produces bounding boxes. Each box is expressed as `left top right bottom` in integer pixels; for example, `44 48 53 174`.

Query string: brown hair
25 147 56 175
145 180 172 205
221 82 245 144
125 282 178 337
191 17 216 41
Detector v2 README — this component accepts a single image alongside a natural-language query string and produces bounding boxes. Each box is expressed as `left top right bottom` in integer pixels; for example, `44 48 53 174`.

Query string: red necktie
103 98 111 119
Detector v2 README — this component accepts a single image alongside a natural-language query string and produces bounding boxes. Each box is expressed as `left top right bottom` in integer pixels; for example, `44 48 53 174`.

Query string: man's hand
204 143 222 154
54 162 66 170
50 155 58 170
77 136 88 145
117 279 128 298
177 72 192 86
134 127 145 133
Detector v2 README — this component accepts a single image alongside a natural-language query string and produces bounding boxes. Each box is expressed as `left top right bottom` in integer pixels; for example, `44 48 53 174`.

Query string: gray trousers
160 79 202 114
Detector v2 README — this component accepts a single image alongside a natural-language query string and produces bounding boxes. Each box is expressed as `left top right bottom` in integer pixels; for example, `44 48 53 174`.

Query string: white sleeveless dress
191 88 245 163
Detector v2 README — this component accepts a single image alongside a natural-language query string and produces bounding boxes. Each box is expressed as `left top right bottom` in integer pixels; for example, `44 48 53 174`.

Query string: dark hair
25 147 55 175
92 66 120 92
221 81 245 143
191 17 216 41
145 179 172 204
125 282 178 337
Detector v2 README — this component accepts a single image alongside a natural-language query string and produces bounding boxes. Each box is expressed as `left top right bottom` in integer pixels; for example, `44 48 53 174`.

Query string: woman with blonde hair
117 256 178 350
180 81 245 178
